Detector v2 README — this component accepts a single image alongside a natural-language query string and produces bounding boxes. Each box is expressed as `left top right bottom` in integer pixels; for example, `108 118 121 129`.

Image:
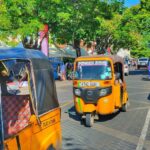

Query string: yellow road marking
60 101 73 108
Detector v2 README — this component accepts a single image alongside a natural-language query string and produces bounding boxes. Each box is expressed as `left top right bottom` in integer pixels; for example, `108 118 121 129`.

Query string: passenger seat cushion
2 95 31 139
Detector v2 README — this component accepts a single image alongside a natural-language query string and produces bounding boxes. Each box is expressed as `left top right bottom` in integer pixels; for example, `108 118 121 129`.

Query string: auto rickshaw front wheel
85 113 94 127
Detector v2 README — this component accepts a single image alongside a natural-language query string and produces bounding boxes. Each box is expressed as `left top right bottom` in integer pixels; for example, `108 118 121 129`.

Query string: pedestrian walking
60 64 66 81
57 64 61 80
66 62 72 80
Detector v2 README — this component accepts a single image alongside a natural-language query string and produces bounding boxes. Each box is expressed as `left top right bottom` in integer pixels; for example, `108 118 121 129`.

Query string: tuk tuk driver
114 64 123 86
114 71 123 86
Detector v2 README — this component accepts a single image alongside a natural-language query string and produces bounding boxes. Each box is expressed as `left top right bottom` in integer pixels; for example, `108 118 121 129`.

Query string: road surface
56 70 150 150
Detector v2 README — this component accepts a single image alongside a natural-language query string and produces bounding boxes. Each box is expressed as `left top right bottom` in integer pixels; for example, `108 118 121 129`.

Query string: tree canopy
0 0 149 57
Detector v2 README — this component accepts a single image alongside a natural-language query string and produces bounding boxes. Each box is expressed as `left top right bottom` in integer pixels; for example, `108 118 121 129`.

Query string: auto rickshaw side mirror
115 72 120 80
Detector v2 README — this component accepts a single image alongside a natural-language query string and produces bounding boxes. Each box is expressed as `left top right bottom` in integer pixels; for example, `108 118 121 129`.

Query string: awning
49 47 75 58
49 45 88 58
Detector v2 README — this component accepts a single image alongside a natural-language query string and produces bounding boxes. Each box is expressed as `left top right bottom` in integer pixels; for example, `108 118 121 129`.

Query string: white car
124 63 129 76
137 57 149 69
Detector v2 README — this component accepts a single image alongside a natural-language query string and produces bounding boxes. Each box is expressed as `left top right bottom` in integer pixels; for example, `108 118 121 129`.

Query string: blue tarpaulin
49 57 63 79
0 47 47 60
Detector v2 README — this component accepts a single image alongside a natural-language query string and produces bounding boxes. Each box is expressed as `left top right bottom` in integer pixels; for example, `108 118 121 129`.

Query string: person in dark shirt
57 64 61 80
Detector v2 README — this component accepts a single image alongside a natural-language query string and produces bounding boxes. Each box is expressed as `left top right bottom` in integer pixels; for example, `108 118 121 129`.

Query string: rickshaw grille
82 89 100 103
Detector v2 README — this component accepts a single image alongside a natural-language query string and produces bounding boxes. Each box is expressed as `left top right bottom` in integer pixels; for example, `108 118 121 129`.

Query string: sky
124 0 140 7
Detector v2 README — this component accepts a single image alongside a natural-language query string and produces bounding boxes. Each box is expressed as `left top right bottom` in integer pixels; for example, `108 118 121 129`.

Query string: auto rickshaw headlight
99 87 112 97
74 89 81 96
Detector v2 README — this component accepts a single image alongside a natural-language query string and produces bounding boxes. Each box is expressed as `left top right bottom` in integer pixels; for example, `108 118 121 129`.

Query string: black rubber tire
121 103 128 112
98 114 101 120
47 145 56 150
85 113 94 127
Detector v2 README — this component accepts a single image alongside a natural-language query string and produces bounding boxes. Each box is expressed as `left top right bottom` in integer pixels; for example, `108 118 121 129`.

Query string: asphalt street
56 70 150 150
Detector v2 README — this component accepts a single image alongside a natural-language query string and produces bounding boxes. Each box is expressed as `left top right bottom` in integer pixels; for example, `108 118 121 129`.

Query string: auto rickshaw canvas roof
0 47 47 61
75 54 124 64
0 47 59 115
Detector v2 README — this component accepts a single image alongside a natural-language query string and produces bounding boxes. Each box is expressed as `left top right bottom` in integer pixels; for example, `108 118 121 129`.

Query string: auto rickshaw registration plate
79 82 100 87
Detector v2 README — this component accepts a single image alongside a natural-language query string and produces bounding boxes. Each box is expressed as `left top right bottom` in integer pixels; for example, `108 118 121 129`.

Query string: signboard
78 61 107 66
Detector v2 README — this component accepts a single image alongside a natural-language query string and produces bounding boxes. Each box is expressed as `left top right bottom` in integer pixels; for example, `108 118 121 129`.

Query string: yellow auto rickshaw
0 47 61 150
73 55 129 127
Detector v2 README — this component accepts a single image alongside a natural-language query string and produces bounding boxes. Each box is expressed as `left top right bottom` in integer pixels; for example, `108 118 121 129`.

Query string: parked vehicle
0 48 61 150
73 55 129 127
49 57 64 80
137 57 149 69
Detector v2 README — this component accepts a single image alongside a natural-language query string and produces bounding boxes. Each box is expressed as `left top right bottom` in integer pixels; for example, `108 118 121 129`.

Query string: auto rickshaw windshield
74 60 112 80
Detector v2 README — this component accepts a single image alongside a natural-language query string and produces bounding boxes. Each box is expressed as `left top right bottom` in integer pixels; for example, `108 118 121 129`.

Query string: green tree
119 3 150 57
0 0 123 44
1 0 149 57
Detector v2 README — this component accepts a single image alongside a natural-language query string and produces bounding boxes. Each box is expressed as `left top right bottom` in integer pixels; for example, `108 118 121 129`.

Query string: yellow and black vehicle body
73 55 128 127
0 48 61 150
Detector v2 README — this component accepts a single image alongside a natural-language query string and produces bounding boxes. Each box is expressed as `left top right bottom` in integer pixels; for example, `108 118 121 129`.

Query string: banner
38 24 49 56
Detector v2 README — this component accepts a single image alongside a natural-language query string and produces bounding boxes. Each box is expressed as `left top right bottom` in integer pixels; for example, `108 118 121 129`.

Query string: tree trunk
74 39 81 57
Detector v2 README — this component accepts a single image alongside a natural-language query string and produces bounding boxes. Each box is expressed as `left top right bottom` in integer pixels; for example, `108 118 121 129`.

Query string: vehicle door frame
0 85 4 150
114 62 124 104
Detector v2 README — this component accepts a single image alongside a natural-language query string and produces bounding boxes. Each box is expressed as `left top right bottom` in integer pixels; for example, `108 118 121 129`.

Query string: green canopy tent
49 47 75 58
63 45 88 57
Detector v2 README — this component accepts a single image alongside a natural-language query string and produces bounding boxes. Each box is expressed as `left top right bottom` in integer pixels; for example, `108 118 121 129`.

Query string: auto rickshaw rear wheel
121 103 128 112
85 113 94 127
47 145 56 150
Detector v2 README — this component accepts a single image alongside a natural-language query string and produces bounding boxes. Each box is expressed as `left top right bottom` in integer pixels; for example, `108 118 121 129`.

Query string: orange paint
73 55 128 124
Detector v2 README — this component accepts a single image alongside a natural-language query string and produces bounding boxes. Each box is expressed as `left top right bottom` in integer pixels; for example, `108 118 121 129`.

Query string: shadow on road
68 106 84 125
95 111 120 122
63 137 87 150
147 94 150 101
68 106 120 125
